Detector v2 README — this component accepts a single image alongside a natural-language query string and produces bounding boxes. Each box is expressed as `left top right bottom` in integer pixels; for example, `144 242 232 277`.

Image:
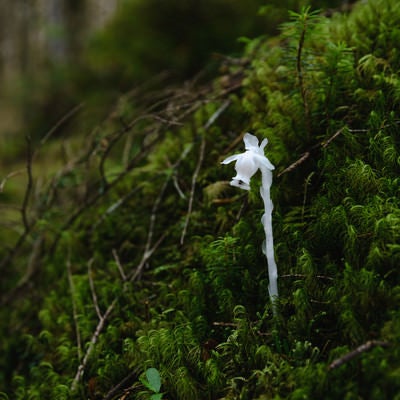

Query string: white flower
221 132 279 312
221 133 274 190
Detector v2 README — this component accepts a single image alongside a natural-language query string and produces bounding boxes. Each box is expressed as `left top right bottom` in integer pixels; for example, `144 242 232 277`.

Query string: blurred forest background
0 0 346 157
3 0 400 399
0 0 347 226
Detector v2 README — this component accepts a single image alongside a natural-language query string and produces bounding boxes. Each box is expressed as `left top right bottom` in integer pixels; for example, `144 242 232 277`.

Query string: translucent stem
260 166 278 313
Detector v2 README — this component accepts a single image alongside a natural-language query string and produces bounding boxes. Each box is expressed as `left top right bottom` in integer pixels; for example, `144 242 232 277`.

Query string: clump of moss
1 1 400 399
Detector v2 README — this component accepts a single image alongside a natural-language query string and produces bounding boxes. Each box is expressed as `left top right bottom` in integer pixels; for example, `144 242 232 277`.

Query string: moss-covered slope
1 1 400 399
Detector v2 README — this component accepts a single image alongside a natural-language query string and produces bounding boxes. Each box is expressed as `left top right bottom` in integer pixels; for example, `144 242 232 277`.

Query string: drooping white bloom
221 133 274 190
221 132 279 313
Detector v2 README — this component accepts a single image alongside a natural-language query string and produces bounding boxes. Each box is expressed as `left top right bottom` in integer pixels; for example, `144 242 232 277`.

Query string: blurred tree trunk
0 0 119 82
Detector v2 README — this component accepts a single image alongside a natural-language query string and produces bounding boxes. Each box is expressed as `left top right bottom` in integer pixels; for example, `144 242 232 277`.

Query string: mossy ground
1 1 400 399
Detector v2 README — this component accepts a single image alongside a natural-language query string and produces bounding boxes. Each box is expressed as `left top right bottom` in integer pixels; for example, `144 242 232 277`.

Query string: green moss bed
1 1 400 398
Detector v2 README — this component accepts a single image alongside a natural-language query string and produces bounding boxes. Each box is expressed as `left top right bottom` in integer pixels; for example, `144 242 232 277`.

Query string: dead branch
280 273 334 281
39 103 84 148
180 99 231 245
328 340 390 370
278 151 311 177
102 369 140 400
71 297 118 392
88 259 103 320
67 257 83 361
112 249 127 282
0 169 24 193
1 236 43 305
21 136 34 232
278 126 369 177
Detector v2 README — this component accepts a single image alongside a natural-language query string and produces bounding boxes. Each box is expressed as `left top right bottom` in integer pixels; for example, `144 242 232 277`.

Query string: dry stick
328 340 390 370
0 169 24 193
91 186 143 232
67 257 83 362
71 167 175 391
280 273 333 281
71 296 118 392
88 259 103 321
70 234 166 392
103 369 140 400
49 129 162 255
57 93 206 252
180 99 231 245
22 136 34 233
98 97 185 186
278 126 370 177
112 248 127 282
0 138 37 273
127 146 192 281
180 134 205 246
39 103 84 148
1 236 43 305
0 106 83 272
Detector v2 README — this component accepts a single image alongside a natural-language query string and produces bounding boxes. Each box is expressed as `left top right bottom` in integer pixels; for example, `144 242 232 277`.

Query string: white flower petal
243 133 259 150
221 154 241 164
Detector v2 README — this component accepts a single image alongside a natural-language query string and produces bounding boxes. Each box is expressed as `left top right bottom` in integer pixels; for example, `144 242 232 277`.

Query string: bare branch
88 259 103 320
21 136 34 232
1 236 43 305
71 298 118 392
67 257 83 362
0 169 24 193
112 248 127 282
180 99 231 245
103 369 139 400
39 103 84 148
328 340 390 370
278 151 310 177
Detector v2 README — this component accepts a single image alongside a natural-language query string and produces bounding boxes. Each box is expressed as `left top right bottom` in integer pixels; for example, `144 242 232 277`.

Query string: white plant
221 133 278 312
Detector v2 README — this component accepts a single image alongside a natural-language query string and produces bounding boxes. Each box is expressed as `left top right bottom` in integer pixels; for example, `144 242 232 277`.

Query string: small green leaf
150 394 163 400
145 368 161 393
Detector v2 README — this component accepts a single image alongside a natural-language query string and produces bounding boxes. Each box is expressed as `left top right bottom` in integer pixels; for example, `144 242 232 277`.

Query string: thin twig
180 134 206 246
212 321 238 327
39 103 84 147
103 369 140 400
71 230 167 393
278 126 371 177
180 99 231 245
328 340 390 370
88 259 103 320
278 151 310 177
91 186 143 232
129 231 168 282
71 298 118 392
21 136 34 232
67 257 83 362
71 162 177 391
280 273 334 281
0 169 24 193
112 249 127 282
1 236 43 305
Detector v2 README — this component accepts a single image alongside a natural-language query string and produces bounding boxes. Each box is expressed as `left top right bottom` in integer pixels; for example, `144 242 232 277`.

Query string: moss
1 0 400 399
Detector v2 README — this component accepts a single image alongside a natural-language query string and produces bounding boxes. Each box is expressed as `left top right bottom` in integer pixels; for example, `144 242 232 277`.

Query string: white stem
260 167 278 312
